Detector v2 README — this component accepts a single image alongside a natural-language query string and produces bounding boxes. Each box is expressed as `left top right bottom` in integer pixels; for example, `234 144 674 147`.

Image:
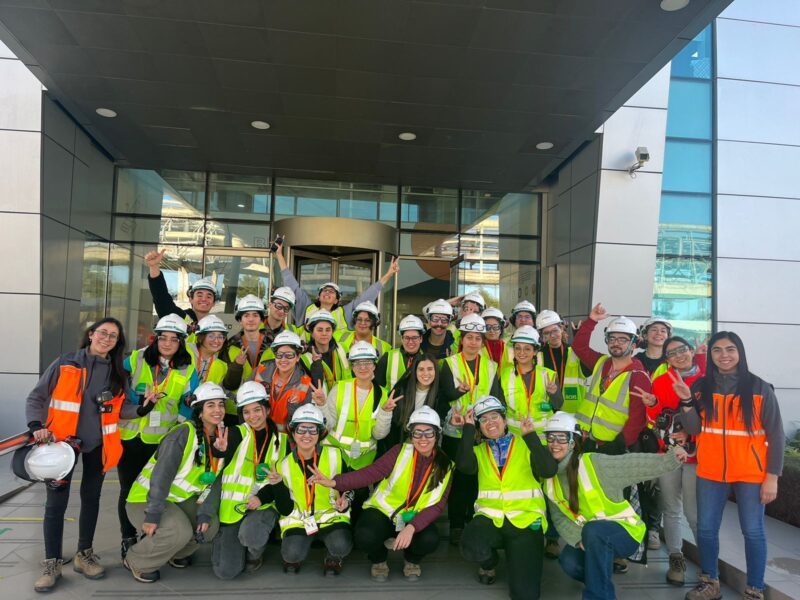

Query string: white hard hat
190 382 227 407
236 381 269 408
424 299 454 319
458 313 486 333
271 286 296 308
473 395 506 419
348 340 379 362
305 308 338 332
605 316 639 339
406 406 441 431
317 282 341 296
289 404 326 430
510 300 537 326
462 292 486 310
510 325 541 346
536 309 562 331
188 277 218 300
196 314 227 334
155 313 189 337
398 314 425 333
544 411 579 434
351 301 380 326
24 442 76 482
640 317 672 337
235 294 266 319
270 330 304 350
481 307 506 323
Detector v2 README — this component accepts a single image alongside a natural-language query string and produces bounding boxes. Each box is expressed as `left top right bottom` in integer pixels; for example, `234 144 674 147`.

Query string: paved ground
0 469 739 600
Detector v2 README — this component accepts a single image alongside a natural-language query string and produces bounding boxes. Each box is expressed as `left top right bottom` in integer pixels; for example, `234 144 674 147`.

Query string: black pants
44 445 105 559
117 437 158 539
354 508 440 564
442 436 477 529
461 515 545 600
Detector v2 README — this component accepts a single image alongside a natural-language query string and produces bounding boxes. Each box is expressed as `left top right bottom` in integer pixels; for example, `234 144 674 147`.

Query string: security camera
628 146 651 177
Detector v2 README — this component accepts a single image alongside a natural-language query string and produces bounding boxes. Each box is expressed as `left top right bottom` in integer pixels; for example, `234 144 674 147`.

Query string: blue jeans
696 476 767 590
559 520 639 600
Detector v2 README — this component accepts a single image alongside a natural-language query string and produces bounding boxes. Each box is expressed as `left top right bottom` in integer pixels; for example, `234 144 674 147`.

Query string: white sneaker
647 530 661 550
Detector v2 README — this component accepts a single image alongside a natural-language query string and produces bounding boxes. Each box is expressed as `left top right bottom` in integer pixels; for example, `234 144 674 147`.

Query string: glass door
293 249 334 302
337 254 376 305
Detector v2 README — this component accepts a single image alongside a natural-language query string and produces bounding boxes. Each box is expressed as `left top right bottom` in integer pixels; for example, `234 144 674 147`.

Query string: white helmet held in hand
406 406 441 431
236 381 269 408
155 313 188 337
235 294 266 319
458 313 486 333
535 309 562 331
398 314 425 333
473 395 506 419
510 325 541 347
271 330 304 351
424 299 454 319
196 314 227 335
190 382 227 407
271 286 296 308
289 404 326 430
348 340 379 362
23 442 76 482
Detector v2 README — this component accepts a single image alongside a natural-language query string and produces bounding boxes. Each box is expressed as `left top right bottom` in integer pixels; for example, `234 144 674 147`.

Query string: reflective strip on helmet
50 399 81 413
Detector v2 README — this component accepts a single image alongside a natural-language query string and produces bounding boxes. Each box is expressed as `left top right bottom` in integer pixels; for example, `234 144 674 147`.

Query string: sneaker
666 552 686 586
613 558 628 574
282 560 301 574
323 556 343 576
478 567 496 585
371 561 389 582
73 548 105 580
123 557 160 583
647 530 662 550
449 527 463 547
34 558 63 593
684 574 721 600
121 536 138 560
245 557 262 573
544 538 561 559
168 556 192 569
743 587 765 600
403 560 421 581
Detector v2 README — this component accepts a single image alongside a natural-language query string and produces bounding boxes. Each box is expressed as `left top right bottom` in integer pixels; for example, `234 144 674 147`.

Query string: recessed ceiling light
660 0 690 11
398 132 416 141
237 203 245 208
251 120 270 130
535 141 554 150
96 108 117 118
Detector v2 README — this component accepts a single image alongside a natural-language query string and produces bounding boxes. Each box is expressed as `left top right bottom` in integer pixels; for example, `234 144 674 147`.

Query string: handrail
0 431 31 457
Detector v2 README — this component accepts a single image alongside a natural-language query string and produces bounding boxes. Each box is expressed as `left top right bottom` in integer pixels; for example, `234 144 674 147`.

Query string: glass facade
652 26 713 339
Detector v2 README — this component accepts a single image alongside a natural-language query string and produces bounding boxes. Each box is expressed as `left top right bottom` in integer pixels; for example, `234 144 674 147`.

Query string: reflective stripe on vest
473 436 548 530
575 356 632 442
278 446 350 531
338 331 391 358
501 364 556 439
305 304 348 332
127 422 225 503
323 379 385 468
363 443 452 518
444 353 497 438
544 453 645 542
385 349 407 390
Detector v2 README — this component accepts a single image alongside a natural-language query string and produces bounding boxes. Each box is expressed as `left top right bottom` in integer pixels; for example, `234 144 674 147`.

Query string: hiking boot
403 560 421 581
685 574 721 600
743 587 765 600
121 536 138 560
613 558 628 574
667 552 686 586
168 556 192 569
647 530 662 550
123 557 160 583
34 559 63 593
544 538 561 559
282 560 301 574
73 548 105 580
245 557 262 573
478 567 496 585
371 561 389 582
323 556 343 576
449 527 463 547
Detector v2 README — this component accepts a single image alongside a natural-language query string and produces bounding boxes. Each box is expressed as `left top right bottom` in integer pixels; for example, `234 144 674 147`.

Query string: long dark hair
565 434 585 515
80 317 127 395
393 354 440 429
143 333 192 369
404 424 453 491
699 331 759 433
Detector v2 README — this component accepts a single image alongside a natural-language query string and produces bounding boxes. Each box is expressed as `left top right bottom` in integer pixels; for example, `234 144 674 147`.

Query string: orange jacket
46 364 125 472
695 392 767 483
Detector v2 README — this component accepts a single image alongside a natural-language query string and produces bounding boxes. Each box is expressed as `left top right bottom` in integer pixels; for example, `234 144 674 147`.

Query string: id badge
394 514 406 532
148 411 161 428
539 402 552 412
349 440 362 459
563 386 579 403
197 486 211 505
302 514 319 536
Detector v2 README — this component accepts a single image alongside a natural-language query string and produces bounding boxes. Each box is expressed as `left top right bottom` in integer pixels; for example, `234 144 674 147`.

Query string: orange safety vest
696 392 768 484
270 374 312 428
45 364 125 472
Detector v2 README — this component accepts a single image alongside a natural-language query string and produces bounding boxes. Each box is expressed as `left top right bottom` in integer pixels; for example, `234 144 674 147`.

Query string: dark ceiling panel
0 0 734 191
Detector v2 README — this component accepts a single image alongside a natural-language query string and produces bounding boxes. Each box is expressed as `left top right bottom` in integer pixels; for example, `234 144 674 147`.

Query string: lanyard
200 354 215 382
485 436 515 480
245 334 263 368
351 384 373 436
459 353 480 391
203 431 218 473
404 352 415 369
299 449 318 511
153 365 170 394
548 345 566 386
271 367 296 403
403 450 435 511
522 368 537 412
253 429 270 467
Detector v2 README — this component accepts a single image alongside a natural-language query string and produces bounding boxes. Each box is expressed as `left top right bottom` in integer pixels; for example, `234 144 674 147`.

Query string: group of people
23 240 784 600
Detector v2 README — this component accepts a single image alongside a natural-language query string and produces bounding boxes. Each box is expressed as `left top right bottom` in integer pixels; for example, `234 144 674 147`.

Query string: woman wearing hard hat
336 301 391 358
509 300 537 332
124 382 230 583
480 306 513 369
311 406 453 582
253 330 314 432
635 317 673 379
447 292 486 350
200 381 289 579
117 314 199 561
454 395 558 600
437 313 498 546
421 299 457 359
301 309 349 392
381 354 441 451
187 315 240 418
274 238 399 331
271 404 353 575
542 411 687 600
25 318 148 592
374 314 426 390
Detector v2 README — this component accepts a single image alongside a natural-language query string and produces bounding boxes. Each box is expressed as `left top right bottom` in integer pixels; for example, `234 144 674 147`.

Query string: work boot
282 560 301 574
449 527 463 547
403 560 421 581
478 567 496 585
245 557 262 573
647 529 662 550
743 587 765 600
73 548 105 579
613 558 628 574
544 538 561 559
34 559 63 593
168 556 192 568
666 552 686 586
370 561 389 582
323 556 343 576
685 573 721 600
123 557 160 583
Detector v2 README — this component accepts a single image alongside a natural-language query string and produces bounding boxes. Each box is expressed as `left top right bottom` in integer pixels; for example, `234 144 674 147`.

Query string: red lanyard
299 449 318 510
522 368 537 413
153 365 169 393
548 345 566 386
404 450 435 510
271 367 296 403
351 384 373 435
459 353 480 390
203 431 218 473
485 437 516 480
200 355 215 382
253 429 270 467
245 334 263 368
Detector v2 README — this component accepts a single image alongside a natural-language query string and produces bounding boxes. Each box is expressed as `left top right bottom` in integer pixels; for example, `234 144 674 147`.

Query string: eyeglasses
271 302 291 313
275 352 297 360
411 429 436 439
541 328 562 337
157 335 181 344
478 412 502 424
485 324 502 332
460 323 485 332
401 335 422 342
665 345 690 358
545 433 571 444
205 333 226 341
93 330 119 341
606 335 631 345
352 360 374 368
429 316 449 325
294 425 319 435
514 314 534 323
355 318 373 325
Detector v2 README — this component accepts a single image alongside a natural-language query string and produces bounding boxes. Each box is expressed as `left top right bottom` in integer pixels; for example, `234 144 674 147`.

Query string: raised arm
274 240 313 324
144 249 189 320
